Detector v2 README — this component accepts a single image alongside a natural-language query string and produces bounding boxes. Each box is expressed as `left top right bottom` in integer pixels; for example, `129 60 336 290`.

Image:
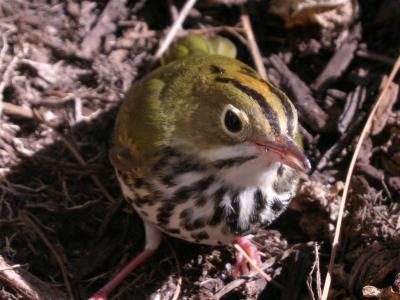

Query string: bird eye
222 106 243 134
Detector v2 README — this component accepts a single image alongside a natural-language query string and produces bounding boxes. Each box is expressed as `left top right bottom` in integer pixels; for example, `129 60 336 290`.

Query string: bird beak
253 135 311 173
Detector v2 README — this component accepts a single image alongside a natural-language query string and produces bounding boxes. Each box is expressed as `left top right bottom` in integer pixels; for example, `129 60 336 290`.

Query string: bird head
170 57 310 175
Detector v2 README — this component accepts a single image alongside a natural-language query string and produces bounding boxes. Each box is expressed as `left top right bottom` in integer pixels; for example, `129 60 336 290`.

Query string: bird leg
233 236 261 277
89 222 162 300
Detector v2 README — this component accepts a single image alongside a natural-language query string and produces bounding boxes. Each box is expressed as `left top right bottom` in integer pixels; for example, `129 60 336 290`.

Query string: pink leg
89 249 155 300
233 236 261 277
88 222 162 300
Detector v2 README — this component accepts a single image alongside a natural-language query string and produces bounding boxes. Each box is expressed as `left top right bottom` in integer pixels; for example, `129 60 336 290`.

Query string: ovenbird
90 35 310 299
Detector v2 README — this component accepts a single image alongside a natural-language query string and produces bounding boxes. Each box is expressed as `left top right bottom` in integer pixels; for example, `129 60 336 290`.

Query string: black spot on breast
209 205 224 226
174 185 197 203
250 189 268 225
156 210 172 226
161 174 175 186
179 208 193 221
254 189 267 210
208 186 228 226
277 164 284 177
156 202 175 225
153 147 182 172
271 199 284 212
134 178 145 188
135 195 152 206
185 218 206 230
195 196 207 207
215 186 228 202
194 175 215 191
191 231 209 241
226 190 241 233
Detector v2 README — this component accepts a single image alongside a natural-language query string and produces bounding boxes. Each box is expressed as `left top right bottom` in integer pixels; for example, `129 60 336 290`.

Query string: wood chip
312 23 361 92
267 55 329 131
371 75 399 135
80 0 128 58
0 255 67 300
338 85 366 133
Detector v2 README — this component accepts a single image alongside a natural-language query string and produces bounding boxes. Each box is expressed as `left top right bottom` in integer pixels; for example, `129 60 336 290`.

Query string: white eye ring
221 104 247 136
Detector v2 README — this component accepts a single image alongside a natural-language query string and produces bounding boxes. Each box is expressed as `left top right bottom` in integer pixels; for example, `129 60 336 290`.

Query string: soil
0 1 399 299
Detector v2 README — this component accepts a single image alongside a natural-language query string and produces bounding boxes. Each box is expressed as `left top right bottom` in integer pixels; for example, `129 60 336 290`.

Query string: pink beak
253 135 311 173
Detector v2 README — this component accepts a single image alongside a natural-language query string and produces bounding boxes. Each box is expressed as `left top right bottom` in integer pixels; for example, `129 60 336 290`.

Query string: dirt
0 1 399 299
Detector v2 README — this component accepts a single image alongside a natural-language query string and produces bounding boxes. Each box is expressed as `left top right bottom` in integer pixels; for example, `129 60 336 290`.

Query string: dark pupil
224 110 242 133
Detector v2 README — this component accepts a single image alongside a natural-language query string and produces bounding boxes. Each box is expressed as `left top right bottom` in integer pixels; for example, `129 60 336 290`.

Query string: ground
0 1 399 299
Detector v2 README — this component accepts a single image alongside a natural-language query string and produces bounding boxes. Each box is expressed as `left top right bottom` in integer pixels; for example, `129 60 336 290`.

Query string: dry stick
2 102 34 119
0 29 12 66
165 240 182 300
321 56 400 300
53 130 116 204
315 243 322 300
0 53 22 116
22 214 74 300
0 255 66 300
234 244 272 282
214 257 280 300
0 264 22 271
356 50 396 65
240 7 267 80
152 0 197 61
2 103 116 204
34 110 116 204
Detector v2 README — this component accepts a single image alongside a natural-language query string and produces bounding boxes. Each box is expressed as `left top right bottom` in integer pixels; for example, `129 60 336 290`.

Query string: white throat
200 143 280 189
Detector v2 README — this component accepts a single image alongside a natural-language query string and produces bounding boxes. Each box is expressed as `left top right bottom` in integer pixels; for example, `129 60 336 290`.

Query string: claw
233 236 261 277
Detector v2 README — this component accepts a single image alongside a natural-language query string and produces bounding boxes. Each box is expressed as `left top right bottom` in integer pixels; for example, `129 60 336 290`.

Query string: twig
0 29 13 66
234 244 272 282
321 56 400 300
27 110 116 204
0 255 66 300
307 243 322 300
165 240 182 300
267 55 329 131
312 24 361 92
315 244 322 300
0 264 22 271
53 130 116 204
80 0 128 58
0 52 22 117
153 0 198 61
315 113 365 171
240 6 267 80
22 214 74 300
213 257 280 300
1 102 34 119
356 50 396 65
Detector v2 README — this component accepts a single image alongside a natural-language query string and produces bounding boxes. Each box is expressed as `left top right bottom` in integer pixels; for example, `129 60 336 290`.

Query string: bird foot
233 236 261 277
88 290 108 300
87 249 155 300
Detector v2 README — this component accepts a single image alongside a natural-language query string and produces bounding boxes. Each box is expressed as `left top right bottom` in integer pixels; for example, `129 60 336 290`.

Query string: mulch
0 1 399 299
